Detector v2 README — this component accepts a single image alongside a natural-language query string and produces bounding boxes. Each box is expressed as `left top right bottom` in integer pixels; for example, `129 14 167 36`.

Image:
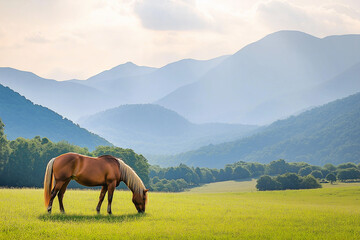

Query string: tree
310 170 323 179
256 175 281 191
275 173 302 190
323 163 336 172
267 159 290 175
0 118 10 183
337 162 358 169
300 175 321 189
224 166 233 180
233 165 250 179
337 168 360 181
325 173 336 184
298 166 312 176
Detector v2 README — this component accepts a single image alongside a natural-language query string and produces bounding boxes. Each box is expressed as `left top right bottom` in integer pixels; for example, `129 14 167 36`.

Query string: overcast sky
1 0 360 80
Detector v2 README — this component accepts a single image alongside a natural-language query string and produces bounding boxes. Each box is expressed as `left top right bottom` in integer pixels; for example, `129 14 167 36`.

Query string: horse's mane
116 158 146 197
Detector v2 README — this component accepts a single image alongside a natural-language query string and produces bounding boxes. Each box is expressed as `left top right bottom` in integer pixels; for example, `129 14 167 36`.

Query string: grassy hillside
1 185 359 239
164 92 360 168
0 84 111 150
80 104 258 155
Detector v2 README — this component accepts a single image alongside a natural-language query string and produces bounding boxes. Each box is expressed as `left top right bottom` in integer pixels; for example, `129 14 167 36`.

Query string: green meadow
1 182 359 239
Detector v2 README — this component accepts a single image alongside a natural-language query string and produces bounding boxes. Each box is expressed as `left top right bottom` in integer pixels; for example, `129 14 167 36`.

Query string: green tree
325 173 336 184
298 166 312 176
337 162 358 169
275 173 302 190
323 163 336 172
266 159 290 175
300 175 321 189
233 165 250 179
0 118 10 183
337 168 360 181
310 170 323 179
256 175 280 191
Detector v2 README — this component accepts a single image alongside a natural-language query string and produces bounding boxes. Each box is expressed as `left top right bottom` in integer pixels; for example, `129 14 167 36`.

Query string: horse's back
53 153 120 186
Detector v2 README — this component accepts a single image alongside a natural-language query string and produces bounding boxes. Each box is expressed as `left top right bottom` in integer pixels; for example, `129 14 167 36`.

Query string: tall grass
0 185 359 239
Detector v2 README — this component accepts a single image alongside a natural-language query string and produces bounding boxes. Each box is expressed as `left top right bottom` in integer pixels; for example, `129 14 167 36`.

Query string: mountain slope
157 31 360 124
163 92 360 168
0 84 111 150
0 67 119 121
74 56 228 104
79 104 258 155
70 61 157 85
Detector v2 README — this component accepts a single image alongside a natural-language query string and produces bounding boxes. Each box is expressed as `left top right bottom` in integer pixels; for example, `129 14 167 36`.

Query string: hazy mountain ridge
160 92 360 168
72 56 229 104
79 104 258 155
0 84 111 150
157 31 360 124
0 67 120 121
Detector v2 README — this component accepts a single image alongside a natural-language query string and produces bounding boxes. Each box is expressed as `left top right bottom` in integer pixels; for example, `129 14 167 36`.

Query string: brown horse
44 153 148 214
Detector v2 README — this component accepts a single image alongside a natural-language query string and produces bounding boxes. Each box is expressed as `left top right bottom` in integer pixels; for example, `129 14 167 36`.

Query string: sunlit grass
0 184 359 239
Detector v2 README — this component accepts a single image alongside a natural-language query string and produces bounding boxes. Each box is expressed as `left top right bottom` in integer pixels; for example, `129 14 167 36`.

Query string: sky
1 0 360 80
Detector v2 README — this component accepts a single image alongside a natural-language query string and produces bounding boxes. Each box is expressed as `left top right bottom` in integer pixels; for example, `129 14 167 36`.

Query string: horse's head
132 189 148 213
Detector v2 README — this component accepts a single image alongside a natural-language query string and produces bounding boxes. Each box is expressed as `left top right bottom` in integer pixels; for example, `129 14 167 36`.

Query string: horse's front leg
107 182 116 214
96 185 108 214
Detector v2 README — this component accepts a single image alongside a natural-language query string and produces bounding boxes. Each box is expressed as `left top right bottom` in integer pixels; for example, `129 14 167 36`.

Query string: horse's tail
44 158 55 207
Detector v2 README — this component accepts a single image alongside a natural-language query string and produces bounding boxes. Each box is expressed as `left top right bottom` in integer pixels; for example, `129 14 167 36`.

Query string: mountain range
2 31 359 126
79 104 258 155
1 30 359 166
0 84 111 150
157 92 360 168
157 31 360 124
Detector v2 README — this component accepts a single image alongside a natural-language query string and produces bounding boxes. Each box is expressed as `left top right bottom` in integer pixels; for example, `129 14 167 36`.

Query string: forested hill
165 92 360 168
0 84 111 150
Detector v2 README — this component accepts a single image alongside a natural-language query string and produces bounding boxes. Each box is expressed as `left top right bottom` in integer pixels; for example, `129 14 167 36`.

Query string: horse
44 152 148 214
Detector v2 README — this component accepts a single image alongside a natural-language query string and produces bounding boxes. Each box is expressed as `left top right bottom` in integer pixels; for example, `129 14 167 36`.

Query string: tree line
1 118 359 192
149 159 360 192
0 118 149 188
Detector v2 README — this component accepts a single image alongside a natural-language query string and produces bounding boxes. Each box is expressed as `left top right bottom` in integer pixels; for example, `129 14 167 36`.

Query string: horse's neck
118 160 143 194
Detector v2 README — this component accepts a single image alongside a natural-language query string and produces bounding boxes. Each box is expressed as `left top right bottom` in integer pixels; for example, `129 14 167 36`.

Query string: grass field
1 181 360 239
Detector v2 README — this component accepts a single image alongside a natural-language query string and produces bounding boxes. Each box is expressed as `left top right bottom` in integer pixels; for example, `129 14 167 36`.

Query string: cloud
25 32 51 44
134 0 212 31
255 0 360 36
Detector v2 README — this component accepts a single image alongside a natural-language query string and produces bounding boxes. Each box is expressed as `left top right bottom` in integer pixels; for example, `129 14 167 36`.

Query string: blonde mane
117 158 146 196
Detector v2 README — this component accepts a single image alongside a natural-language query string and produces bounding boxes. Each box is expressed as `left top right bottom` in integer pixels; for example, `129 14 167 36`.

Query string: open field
1 183 360 239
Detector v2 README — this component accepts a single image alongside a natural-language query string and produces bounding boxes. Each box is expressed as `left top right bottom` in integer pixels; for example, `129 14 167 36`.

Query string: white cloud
255 0 360 37
134 0 213 31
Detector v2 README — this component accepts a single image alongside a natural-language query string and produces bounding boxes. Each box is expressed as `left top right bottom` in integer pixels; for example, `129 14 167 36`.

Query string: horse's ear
144 189 149 193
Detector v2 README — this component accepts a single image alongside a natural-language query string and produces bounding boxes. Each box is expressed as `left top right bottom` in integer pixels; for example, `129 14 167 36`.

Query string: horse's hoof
47 207 52 213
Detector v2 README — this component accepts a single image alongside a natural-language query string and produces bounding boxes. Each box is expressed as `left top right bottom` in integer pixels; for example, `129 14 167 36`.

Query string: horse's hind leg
47 180 65 213
96 185 108 214
58 179 71 213
107 181 116 214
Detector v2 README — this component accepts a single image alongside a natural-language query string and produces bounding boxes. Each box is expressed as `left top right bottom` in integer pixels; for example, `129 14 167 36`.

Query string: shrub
256 175 281 191
300 175 321 189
